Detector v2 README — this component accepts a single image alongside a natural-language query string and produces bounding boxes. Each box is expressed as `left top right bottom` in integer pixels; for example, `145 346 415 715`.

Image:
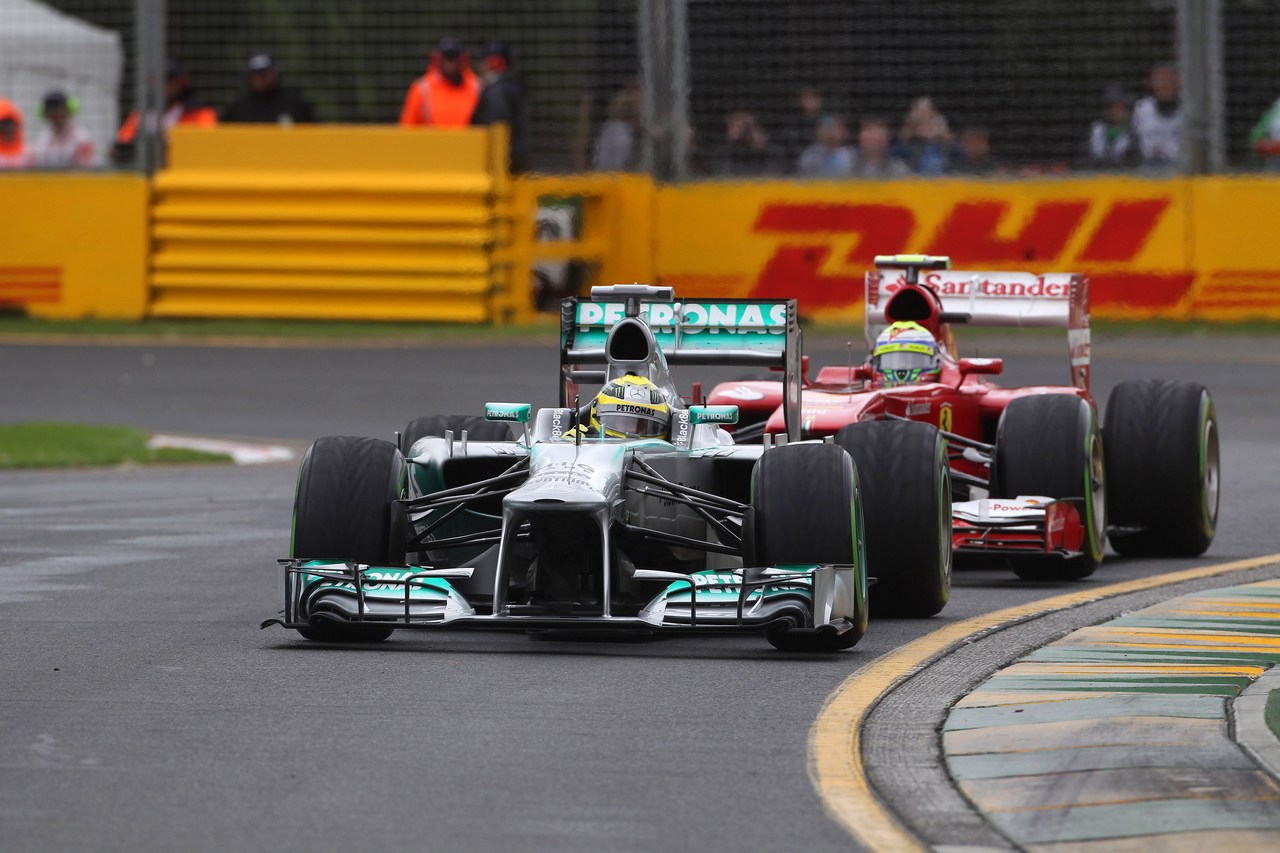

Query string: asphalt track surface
2 331 1278 852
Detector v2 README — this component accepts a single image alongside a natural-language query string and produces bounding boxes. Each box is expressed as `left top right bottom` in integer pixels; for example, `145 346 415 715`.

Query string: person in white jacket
1130 65 1181 170
31 91 96 169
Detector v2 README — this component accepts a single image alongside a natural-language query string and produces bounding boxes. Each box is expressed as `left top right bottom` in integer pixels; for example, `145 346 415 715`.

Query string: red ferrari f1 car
707 254 1220 581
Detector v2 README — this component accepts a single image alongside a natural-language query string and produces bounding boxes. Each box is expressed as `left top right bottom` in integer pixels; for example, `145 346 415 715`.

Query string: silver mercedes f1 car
263 285 949 652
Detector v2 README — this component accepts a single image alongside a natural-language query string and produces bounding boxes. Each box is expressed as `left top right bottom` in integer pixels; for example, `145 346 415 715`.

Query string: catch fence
4 1 1278 176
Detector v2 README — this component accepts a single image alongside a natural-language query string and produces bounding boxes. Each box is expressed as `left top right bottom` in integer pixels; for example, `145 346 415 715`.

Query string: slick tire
992 395 1106 581
836 420 951 617
752 443 868 652
400 414 511 456
1104 380 1219 556
291 435 404 642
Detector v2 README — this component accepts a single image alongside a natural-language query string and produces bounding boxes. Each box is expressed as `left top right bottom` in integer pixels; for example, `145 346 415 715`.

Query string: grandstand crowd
5 37 1280 176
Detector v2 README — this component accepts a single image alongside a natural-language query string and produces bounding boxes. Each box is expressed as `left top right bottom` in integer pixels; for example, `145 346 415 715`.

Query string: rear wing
561 289 803 440
866 257 1091 391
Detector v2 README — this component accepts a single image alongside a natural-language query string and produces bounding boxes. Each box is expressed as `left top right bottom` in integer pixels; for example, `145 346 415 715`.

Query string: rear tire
752 443 868 652
400 414 511 456
291 436 404 642
836 420 951 617
992 395 1105 581
1104 380 1219 556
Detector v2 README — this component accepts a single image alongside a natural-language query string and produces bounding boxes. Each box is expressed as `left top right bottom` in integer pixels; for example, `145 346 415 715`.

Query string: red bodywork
706 264 1095 560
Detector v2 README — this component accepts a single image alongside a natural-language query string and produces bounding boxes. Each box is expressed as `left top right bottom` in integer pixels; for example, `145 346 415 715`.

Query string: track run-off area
2 329 1279 852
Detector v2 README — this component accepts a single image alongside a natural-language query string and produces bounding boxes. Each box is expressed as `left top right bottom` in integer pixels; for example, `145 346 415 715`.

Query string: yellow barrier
1186 177 1280 320
503 173 655 320
654 176 1198 321
0 173 148 320
150 125 511 323
6 163 1280 324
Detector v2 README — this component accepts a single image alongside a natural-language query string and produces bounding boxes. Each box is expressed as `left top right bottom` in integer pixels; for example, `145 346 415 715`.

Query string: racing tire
291 436 405 642
1104 380 1219 556
751 443 868 652
992 395 1106 581
835 420 952 617
400 414 511 456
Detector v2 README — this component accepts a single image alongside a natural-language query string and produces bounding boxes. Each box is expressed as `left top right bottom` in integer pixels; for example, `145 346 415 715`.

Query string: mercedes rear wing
866 255 1091 391
561 285 803 440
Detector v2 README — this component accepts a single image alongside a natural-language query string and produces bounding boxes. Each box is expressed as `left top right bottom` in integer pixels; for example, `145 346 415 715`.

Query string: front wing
261 561 862 638
951 496 1085 559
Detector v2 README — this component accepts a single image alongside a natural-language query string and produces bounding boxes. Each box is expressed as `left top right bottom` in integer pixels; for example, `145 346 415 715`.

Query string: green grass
0 423 232 470
0 316 558 343
1266 689 1280 742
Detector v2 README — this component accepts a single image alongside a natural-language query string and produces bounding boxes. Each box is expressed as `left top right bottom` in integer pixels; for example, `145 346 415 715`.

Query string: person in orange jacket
399 36 480 128
113 59 217 164
0 98 32 169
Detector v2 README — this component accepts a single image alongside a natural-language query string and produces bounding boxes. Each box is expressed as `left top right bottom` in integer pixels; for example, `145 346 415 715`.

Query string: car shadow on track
258 632 861 662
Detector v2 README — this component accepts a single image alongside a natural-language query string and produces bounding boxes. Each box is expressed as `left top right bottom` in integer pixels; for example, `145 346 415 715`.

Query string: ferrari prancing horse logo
939 404 953 432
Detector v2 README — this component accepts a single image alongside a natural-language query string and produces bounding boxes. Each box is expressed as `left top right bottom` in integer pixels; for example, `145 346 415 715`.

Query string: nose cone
505 442 623 511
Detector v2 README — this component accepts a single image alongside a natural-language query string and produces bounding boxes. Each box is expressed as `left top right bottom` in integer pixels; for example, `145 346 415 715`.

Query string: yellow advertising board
0 173 149 320
655 177 1195 320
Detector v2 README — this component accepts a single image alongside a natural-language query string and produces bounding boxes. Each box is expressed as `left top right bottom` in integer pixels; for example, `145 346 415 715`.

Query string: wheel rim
1087 433 1106 557
939 456 952 591
1202 411 1220 530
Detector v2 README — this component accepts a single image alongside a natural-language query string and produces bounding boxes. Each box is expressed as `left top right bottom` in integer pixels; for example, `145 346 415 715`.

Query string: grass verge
0 423 232 469
1266 689 1280 742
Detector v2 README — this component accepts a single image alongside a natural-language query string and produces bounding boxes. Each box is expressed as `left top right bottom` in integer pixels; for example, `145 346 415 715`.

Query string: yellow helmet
593 374 670 438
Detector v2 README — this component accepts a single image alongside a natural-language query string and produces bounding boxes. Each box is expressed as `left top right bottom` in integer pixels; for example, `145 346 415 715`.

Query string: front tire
992 395 1105 581
752 443 868 652
291 436 404 642
836 420 951 617
1104 380 1219 556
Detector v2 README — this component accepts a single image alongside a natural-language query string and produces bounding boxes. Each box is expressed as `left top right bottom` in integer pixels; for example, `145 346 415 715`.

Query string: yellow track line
807 552 1280 853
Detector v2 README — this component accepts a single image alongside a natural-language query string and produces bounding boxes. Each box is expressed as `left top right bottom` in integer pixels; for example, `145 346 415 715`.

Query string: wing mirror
957 357 1003 376
484 402 532 423
689 405 739 426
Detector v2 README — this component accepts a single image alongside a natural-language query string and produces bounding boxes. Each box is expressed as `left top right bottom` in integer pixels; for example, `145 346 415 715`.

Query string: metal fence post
638 0 656 175
1204 0 1226 172
133 0 166 175
669 0 690 182
1178 0 1225 174
639 0 691 182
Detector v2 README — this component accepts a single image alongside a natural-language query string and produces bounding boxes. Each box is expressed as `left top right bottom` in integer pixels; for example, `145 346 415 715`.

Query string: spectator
113 60 217 164
1131 64 1181 170
778 87 825 168
717 110 779 176
949 125 998 176
1248 95 1280 171
852 116 911 179
1085 84 1136 170
400 37 481 128
895 96 951 175
592 82 641 171
220 53 316 125
31 91 95 168
797 114 854 177
470 41 528 174
0 98 31 169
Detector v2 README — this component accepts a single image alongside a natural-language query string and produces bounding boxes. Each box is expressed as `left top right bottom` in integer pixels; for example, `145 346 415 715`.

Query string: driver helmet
592 373 670 438
873 321 941 386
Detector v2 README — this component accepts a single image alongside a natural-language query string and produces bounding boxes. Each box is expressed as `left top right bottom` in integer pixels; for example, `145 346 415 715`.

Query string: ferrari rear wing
561 287 803 440
866 255 1091 391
